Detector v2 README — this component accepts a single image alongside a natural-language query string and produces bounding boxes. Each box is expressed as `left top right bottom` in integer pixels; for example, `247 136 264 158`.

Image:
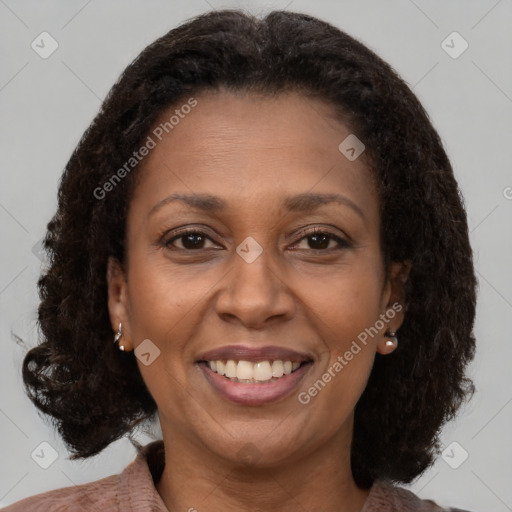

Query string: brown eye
293 228 350 251
165 230 216 250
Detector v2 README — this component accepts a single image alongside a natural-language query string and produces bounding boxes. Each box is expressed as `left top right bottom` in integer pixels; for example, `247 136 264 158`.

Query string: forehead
130 89 378 222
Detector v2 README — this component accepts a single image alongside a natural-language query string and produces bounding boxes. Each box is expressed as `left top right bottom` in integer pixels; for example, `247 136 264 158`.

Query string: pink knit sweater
0 440 468 511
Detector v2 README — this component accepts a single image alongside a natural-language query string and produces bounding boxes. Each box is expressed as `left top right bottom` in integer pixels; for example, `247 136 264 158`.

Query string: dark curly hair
21 8 477 489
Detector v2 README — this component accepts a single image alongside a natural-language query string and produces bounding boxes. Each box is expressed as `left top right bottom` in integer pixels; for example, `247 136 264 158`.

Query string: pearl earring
113 322 125 351
384 329 398 351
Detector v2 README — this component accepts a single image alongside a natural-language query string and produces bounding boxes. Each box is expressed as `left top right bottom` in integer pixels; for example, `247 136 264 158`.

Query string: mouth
197 359 309 383
195 345 314 405
197 360 313 405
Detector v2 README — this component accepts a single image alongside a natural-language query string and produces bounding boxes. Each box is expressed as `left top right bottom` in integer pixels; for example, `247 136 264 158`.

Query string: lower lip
198 362 313 406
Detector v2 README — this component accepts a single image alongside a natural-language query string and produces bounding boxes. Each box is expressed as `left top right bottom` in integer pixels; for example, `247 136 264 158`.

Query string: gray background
1 0 511 509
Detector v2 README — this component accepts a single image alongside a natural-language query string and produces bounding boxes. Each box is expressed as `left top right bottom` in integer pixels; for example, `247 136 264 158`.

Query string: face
107 89 408 468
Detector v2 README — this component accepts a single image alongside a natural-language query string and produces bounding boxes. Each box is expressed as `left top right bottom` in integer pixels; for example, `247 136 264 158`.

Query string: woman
2 9 476 512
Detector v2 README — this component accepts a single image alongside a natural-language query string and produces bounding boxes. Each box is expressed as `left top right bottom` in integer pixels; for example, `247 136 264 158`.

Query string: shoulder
365 479 474 512
0 440 167 512
0 473 120 512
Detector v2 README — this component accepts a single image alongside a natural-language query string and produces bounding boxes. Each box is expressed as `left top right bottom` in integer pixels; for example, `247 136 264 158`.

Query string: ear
106 256 132 351
376 260 411 355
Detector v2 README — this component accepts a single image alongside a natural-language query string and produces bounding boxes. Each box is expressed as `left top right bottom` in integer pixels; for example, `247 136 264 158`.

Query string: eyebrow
148 192 366 223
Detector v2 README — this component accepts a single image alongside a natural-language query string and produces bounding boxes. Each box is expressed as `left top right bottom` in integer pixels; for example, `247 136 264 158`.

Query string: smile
197 359 313 405
205 359 303 383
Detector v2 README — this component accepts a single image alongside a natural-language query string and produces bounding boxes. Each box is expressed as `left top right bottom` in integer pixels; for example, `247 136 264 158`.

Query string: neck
155 426 370 512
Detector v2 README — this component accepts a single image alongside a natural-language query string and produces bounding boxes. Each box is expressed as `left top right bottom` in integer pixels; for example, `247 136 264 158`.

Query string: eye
292 227 350 251
164 229 219 250
161 226 351 253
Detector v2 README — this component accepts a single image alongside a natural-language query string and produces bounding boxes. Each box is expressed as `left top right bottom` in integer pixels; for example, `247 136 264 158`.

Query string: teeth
237 360 254 380
225 360 237 378
253 361 272 381
272 360 284 378
207 359 304 382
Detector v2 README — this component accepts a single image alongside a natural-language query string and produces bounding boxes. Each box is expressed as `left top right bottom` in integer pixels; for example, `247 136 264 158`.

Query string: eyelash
162 227 351 253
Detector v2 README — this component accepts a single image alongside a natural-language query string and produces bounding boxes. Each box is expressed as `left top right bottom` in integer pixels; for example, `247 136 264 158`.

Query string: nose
214 243 295 329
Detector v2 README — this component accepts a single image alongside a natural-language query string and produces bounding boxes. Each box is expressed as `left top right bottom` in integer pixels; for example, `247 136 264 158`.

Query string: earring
113 322 125 351
384 329 398 351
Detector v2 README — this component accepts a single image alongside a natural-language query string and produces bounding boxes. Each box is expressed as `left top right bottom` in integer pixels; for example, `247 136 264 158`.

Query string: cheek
124 258 230 396
298 290 378 427
126 258 214 337
125 260 209 409
296 258 382 401
298 258 384 340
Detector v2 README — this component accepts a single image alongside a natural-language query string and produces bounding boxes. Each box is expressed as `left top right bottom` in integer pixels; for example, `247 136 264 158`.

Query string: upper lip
196 345 314 363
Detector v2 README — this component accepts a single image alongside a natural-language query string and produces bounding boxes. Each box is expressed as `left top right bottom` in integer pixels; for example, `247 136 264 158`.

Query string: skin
107 89 409 512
